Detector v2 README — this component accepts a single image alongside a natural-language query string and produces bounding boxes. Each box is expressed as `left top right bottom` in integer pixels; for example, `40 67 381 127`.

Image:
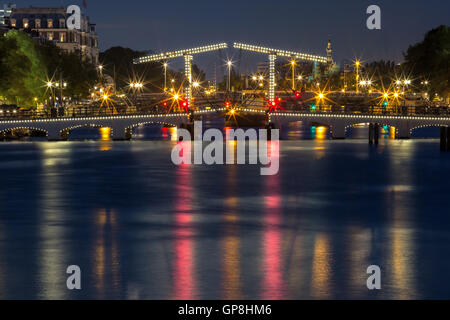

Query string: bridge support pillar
447 127 450 151
396 125 410 139
368 123 380 145
441 126 449 151
331 125 345 139
178 123 195 141
47 129 61 141
112 126 130 141
265 123 277 141
374 123 380 145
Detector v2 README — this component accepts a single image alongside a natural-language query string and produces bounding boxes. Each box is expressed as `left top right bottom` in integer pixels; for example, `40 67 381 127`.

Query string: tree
0 30 47 107
0 30 97 107
404 25 450 99
192 64 206 83
38 42 98 100
100 46 165 91
362 60 403 89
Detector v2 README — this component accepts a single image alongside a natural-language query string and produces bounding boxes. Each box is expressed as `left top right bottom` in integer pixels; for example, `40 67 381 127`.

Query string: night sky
10 0 450 75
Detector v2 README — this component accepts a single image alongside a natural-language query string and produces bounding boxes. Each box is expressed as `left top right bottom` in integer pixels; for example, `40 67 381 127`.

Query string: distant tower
326 39 333 66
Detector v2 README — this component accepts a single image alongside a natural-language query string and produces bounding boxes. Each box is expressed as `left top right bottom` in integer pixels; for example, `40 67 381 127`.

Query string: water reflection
99 127 112 151
262 147 285 300
133 125 178 140
347 226 372 299
313 126 327 140
92 208 121 298
386 143 417 299
0 221 4 299
172 164 197 299
38 144 68 300
222 166 242 300
380 126 396 140
0 139 447 299
310 233 332 299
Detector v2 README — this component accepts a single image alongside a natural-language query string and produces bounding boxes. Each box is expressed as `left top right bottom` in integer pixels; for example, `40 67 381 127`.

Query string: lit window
35 19 41 28
23 18 29 28
47 19 53 28
59 19 65 28
48 32 54 41
60 32 66 42
10 19 16 27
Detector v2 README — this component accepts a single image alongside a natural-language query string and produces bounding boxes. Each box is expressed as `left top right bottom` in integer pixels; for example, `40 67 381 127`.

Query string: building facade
5 7 99 64
0 3 15 25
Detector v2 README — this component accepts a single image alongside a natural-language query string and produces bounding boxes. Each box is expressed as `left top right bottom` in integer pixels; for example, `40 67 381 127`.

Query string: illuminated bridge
269 111 450 147
1 109 450 147
0 113 189 140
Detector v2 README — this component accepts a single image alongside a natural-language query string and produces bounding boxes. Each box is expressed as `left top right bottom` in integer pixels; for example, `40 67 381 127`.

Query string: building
326 39 333 65
5 6 99 64
0 3 15 25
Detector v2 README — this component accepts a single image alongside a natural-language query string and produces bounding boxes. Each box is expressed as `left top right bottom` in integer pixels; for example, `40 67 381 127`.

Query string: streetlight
290 59 296 90
163 62 168 91
98 65 104 79
227 60 232 91
355 60 361 93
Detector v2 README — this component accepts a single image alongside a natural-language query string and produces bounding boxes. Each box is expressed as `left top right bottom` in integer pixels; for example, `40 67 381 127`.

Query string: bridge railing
1 105 450 121
277 104 450 116
0 109 191 121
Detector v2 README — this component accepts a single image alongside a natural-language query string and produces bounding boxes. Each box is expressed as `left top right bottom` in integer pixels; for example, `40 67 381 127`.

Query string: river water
0 123 449 299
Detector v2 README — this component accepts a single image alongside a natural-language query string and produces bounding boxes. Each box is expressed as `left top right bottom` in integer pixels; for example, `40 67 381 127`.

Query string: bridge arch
126 121 178 130
60 124 112 140
410 124 448 132
343 122 396 138
0 126 48 138
126 121 178 140
410 124 449 138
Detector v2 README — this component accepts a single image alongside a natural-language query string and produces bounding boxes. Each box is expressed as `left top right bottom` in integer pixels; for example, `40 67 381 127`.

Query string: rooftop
12 7 66 14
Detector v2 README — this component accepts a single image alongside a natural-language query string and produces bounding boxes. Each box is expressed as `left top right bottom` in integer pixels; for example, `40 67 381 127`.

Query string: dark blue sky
11 0 450 74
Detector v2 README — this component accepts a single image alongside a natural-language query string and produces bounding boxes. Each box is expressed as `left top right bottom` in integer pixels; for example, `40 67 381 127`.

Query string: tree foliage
38 42 98 100
404 25 450 98
362 60 403 88
0 30 47 106
100 46 164 91
0 30 98 108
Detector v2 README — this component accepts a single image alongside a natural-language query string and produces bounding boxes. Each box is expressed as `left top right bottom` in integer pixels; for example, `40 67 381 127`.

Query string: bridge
0 113 188 140
270 111 450 141
1 109 450 149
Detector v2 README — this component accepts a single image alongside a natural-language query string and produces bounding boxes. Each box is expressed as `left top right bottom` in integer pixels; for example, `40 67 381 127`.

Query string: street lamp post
291 59 296 91
163 62 168 91
46 81 58 117
227 61 232 92
355 60 360 94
